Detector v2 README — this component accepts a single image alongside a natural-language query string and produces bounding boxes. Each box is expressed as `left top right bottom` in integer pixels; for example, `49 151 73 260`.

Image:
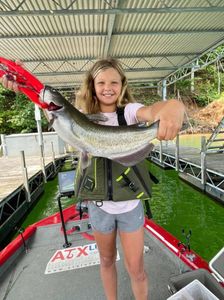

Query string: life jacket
75 107 158 218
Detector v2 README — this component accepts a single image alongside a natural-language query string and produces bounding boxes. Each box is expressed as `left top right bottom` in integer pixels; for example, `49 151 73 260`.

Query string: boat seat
168 269 224 300
209 247 224 283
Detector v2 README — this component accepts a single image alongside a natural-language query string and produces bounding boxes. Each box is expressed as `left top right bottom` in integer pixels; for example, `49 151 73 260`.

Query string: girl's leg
93 229 118 300
119 226 148 300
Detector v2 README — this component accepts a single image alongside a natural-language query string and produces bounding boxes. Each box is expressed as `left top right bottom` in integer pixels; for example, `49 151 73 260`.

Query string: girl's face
93 67 122 112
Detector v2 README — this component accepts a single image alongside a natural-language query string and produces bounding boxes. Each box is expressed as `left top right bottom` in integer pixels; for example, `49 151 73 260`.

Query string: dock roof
0 0 224 90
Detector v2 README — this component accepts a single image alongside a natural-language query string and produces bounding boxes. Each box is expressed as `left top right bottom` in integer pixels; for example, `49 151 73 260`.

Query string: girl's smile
94 67 122 112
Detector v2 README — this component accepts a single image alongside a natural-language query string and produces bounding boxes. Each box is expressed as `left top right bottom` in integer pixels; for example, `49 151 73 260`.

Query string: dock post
159 141 163 164
40 144 47 182
51 142 56 173
175 134 180 171
1 134 8 157
201 136 207 189
21 151 31 202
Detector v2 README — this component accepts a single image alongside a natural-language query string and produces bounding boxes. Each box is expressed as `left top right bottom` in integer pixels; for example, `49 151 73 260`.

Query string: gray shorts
88 201 144 233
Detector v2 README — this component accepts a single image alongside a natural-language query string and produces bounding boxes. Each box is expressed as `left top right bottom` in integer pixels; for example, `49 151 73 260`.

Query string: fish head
39 85 65 112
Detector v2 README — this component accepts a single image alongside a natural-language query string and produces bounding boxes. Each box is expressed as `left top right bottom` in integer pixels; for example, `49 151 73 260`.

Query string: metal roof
0 0 224 90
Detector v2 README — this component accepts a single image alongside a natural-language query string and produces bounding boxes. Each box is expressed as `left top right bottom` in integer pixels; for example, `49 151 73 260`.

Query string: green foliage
175 63 224 107
0 86 48 134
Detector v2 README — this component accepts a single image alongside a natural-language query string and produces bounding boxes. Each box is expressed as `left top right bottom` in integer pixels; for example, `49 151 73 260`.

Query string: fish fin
86 114 108 122
113 143 155 166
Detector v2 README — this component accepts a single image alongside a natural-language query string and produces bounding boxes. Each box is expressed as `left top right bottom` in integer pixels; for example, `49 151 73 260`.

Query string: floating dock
149 142 224 204
0 154 66 246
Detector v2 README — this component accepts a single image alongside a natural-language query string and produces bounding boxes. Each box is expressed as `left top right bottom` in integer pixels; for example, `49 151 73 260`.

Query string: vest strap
116 107 127 126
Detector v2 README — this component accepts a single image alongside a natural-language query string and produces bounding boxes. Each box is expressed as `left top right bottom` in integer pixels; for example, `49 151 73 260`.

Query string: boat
0 170 224 300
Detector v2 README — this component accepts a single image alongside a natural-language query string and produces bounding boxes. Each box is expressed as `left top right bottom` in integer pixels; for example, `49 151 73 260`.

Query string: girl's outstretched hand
137 99 186 140
0 60 23 92
154 99 185 140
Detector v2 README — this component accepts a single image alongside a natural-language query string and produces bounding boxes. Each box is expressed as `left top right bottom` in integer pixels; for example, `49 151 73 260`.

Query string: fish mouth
48 102 63 111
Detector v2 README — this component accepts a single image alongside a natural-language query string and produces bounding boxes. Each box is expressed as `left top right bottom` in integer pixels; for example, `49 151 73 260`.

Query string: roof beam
1 6 224 16
46 78 162 87
163 40 224 85
104 0 119 57
21 52 198 64
1 29 223 40
35 67 175 77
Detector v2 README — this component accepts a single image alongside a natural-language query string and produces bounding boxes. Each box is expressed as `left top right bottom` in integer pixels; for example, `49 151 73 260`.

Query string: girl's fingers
1 74 19 92
157 120 181 140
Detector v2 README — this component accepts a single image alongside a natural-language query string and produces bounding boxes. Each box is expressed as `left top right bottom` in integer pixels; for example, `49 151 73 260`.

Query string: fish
40 85 157 168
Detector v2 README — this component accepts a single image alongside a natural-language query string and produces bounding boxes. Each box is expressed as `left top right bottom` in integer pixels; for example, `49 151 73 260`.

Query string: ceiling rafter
163 40 224 85
1 29 223 41
21 53 199 64
1 6 224 16
34 66 176 77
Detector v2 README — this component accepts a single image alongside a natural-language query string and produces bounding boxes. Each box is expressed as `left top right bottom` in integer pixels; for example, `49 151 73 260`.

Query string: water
20 135 224 262
148 162 224 262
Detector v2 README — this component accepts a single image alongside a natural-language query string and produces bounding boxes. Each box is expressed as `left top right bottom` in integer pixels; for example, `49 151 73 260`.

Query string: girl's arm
136 99 185 140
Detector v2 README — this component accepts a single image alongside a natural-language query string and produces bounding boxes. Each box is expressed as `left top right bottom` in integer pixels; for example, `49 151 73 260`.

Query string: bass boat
0 170 224 300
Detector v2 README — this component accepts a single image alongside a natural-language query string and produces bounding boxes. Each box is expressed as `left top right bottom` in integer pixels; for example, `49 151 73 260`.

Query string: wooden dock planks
0 156 56 201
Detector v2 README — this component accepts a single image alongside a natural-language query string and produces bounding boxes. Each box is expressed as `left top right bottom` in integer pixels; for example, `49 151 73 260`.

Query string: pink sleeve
124 103 144 125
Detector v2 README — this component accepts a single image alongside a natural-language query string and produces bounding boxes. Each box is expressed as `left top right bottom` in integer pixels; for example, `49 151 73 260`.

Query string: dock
0 156 62 201
149 142 224 204
0 154 66 246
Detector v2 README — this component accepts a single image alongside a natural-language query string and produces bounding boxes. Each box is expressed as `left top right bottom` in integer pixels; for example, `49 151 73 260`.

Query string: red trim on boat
144 218 210 271
0 225 37 266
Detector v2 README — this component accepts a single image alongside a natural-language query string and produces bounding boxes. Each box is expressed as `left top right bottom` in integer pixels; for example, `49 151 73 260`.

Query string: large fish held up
0 57 158 168
40 86 157 168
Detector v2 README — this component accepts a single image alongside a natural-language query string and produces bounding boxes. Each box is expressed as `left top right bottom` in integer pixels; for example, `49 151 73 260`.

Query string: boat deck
0 219 190 300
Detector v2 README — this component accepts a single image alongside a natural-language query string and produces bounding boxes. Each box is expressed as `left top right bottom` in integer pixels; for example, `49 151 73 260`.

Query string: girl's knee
126 262 146 282
100 253 117 268
130 269 147 282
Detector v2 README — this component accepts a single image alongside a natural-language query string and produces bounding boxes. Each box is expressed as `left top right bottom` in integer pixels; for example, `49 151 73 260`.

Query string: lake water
20 134 224 262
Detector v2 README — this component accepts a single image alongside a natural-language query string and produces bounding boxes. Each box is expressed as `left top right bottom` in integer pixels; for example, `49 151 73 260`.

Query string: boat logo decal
45 243 120 274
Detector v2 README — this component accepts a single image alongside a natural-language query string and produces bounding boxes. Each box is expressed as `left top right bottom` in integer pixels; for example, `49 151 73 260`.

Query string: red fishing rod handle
0 57 48 109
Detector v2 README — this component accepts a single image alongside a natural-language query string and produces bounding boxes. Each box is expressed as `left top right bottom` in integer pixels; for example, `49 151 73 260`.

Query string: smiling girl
75 58 185 300
0 58 185 300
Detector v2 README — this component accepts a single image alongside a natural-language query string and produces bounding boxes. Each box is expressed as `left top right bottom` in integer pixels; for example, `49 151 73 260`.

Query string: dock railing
205 116 224 154
149 118 224 203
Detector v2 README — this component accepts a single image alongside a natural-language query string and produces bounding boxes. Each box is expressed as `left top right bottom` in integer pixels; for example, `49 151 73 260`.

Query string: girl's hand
0 60 23 93
155 99 185 140
137 99 186 140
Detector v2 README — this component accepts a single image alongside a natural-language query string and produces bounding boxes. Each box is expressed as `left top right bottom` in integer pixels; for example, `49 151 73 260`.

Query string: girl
75 58 185 300
1 58 185 300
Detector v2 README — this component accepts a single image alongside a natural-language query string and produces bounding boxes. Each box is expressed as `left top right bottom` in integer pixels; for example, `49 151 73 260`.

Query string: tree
0 86 48 134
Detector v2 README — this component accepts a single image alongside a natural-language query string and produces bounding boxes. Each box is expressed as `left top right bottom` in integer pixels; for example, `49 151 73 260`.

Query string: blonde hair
75 58 135 113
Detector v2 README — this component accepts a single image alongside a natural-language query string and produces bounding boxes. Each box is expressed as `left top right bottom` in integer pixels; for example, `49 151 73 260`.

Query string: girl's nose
104 83 112 90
